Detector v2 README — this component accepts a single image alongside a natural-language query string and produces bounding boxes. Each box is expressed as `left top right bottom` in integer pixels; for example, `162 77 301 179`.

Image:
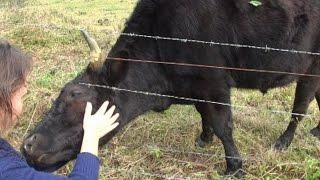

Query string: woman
0 41 119 180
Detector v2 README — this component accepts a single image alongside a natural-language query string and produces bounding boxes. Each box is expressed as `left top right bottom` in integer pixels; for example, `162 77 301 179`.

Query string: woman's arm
0 151 99 180
0 101 119 180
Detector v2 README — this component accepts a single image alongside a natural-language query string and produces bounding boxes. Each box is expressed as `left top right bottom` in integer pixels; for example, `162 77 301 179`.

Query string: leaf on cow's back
249 0 262 7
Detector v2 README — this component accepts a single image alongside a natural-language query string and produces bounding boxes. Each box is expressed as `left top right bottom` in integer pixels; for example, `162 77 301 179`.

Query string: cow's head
21 29 172 171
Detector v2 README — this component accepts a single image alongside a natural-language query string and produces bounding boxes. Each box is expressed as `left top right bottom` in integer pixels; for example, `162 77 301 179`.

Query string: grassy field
1 0 320 179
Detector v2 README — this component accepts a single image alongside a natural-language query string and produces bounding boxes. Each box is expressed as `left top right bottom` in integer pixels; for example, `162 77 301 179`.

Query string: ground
1 0 320 179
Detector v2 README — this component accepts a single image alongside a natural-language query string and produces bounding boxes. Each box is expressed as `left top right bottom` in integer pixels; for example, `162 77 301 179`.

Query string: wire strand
5 22 320 57
6 22 320 79
120 32 320 56
5 23 320 79
79 83 312 118
107 57 320 78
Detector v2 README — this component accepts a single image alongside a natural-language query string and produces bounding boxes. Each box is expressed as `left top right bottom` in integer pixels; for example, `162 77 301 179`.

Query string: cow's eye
62 119 71 126
71 91 82 98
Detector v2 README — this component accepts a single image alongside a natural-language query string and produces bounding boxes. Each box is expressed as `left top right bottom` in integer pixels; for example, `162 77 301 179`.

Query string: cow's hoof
225 169 245 179
195 136 212 148
274 135 292 151
310 127 320 138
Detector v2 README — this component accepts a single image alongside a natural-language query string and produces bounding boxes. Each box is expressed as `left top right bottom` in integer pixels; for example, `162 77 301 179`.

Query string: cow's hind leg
275 77 319 150
195 104 215 147
310 93 320 138
196 101 243 177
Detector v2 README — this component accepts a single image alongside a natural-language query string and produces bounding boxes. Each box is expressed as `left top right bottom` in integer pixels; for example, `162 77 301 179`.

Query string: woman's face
11 84 27 121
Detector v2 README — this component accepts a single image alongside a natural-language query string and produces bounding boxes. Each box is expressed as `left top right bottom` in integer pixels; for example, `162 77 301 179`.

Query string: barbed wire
4 22 320 57
120 33 320 56
4 22 320 80
79 82 313 118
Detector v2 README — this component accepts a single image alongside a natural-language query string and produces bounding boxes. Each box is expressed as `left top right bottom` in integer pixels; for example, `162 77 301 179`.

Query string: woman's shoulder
0 137 26 162
0 137 17 152
0 137 13 151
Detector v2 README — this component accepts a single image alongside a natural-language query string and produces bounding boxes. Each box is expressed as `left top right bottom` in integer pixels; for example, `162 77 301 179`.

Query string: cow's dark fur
22 0 320 177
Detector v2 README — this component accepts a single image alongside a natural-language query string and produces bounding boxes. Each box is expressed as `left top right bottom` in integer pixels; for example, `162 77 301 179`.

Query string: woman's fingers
95 101 109 115
83 101 119 137
105 113 119 125
105 105 116 118
103 122 119 134
84 102 93 122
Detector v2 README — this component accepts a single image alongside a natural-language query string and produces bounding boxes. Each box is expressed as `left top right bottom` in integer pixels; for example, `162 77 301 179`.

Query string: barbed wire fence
2 8 320 179
79 82 313 118
4 20 320 55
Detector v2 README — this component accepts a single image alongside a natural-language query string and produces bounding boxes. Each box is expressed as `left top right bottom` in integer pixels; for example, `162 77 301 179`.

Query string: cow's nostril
23 134 40 154
24 143 33 152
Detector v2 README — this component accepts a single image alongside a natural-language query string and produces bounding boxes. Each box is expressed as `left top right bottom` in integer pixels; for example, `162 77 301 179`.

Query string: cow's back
151 0 320 92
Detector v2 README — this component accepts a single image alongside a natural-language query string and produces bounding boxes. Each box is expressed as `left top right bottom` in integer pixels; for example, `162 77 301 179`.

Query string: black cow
22 0 320 177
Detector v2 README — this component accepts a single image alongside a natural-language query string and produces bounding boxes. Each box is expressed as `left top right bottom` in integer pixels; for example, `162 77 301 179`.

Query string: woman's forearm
80 132 99 156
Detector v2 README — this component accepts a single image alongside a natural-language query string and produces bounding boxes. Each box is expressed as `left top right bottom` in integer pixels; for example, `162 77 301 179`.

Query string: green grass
1 0 320 179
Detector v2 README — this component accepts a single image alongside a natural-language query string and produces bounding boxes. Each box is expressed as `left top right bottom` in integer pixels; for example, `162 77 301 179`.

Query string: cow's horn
80 29 104 71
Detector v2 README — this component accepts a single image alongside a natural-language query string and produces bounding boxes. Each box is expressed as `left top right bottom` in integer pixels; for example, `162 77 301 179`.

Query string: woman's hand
80 101 119 156
83 101 119 139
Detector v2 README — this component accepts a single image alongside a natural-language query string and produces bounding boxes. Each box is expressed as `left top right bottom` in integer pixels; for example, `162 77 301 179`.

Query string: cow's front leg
275 77 319 150
196 95 243 178
195 104 215 147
